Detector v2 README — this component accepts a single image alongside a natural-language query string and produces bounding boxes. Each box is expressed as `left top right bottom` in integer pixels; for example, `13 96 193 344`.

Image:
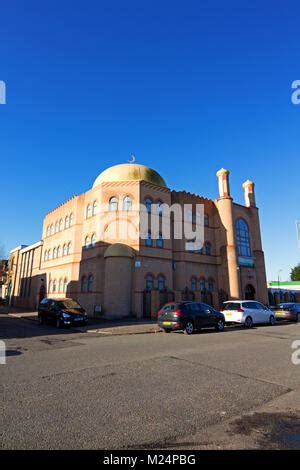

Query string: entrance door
245 284 256 300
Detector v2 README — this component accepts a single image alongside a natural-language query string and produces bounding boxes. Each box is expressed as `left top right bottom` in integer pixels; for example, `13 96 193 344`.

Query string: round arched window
236 218 251 257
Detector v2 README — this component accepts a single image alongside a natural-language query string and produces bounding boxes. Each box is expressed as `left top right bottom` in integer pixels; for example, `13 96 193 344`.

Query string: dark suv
38 298 88 328
157 301 226 335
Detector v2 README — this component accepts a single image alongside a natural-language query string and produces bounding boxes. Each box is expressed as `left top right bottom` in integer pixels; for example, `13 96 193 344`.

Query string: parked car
273 303 300 322
157 301 226 335
38 298 88 328
221 300 275 328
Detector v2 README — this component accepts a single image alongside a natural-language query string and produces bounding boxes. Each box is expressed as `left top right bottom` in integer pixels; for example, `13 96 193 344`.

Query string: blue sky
1 0 300 281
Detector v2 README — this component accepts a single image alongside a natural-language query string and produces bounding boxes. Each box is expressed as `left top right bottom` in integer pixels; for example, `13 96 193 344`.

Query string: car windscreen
161 303 180 312
223 303 241 311
279 304 295 309
58 300 81 309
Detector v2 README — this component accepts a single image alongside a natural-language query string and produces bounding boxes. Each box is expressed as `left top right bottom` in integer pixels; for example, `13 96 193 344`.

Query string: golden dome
104 243 134 258
93 163 167 188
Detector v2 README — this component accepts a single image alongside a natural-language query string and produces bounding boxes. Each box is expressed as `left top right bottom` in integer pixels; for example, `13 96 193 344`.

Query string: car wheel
269 315 276 326
163 329 171 333
215 319 225 332
56 318 62 329
244 316 253 328
38 314 44 325
184 321 194 335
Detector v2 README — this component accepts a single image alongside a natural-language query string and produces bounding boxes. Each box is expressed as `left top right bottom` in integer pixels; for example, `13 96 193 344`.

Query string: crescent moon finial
128 154 136 164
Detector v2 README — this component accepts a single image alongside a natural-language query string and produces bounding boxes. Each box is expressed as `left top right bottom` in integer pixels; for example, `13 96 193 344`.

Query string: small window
69 213 74 226
157 275 165 291
65 215 70 229
86 204 92 219
50 225 54 235
63 278 68 293
46 226 50 237
92 201 98 216
59 279 63 293
63 244 67 256
208 279 214 292
191 277 197 291
67 242 72 255
144 198 152 214
145 232 153 247
204 242 212 256
55 221 59 233
49 280 53 292
156 233 164 248
123 196 132 211
53 247 57 259
200 279 206 293
59 219 63 231
53 279 57 293
81 276 87 293
85 236 91 249
87 275 94 292
57 246 61 257
109 197 118 212
91 233 97 247
48 249 51 260
146 274 154 290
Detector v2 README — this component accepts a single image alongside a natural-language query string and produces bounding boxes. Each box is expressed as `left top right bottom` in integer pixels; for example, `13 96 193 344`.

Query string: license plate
75 317 83 321
275 311 284 316
163 321 172 326
226 313 232 317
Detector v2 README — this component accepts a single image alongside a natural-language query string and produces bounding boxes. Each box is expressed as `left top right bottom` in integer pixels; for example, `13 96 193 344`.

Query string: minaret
215 168 240 300
243 180 256 207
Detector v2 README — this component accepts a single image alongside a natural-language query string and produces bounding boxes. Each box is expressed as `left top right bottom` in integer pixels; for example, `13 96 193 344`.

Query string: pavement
1 313 300 449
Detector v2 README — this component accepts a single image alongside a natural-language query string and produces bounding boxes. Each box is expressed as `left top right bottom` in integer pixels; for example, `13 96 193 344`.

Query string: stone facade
6 163 268 318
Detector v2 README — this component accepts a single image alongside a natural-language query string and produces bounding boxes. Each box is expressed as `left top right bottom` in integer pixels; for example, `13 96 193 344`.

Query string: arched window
81 276 87 292
53 247 57 259
55 221 59 233
46 226 50 237
208 279 214 292
87 275 94 292
59 219 63 231
191 277 197 291
69 213 74 226
65 215 70 229
204 242 212 256
200 279 206 293
67 242 72 255
157 200 163 215
91 233 97 247
59 279 63 293
85 235 91 249
144 198 152 214
236 218 251 257
86 204 92 219
92 201 98 216
145 232 153 247
63 244 67 256
53 279 57 293
146 274 154 291
204 214 209 227
49 280 53 293
50 224 54 235
157 275 166 291
156 233 164 248
63 278 68 293
123 196 132 211
109 197 118 212
44 251 48 262
57 246 61 258
48 249 51 260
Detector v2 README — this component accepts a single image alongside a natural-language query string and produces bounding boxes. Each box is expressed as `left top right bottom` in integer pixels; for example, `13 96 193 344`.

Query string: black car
157 301 226 335
38 298 88 328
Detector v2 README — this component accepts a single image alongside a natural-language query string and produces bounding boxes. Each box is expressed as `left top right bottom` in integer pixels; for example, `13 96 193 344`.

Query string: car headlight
62 312 71 319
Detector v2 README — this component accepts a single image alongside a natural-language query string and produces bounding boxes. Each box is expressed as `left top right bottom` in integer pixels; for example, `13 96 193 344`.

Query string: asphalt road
1 315 300 450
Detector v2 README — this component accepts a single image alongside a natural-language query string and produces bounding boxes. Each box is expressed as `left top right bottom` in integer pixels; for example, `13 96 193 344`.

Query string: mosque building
6 163 269 319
